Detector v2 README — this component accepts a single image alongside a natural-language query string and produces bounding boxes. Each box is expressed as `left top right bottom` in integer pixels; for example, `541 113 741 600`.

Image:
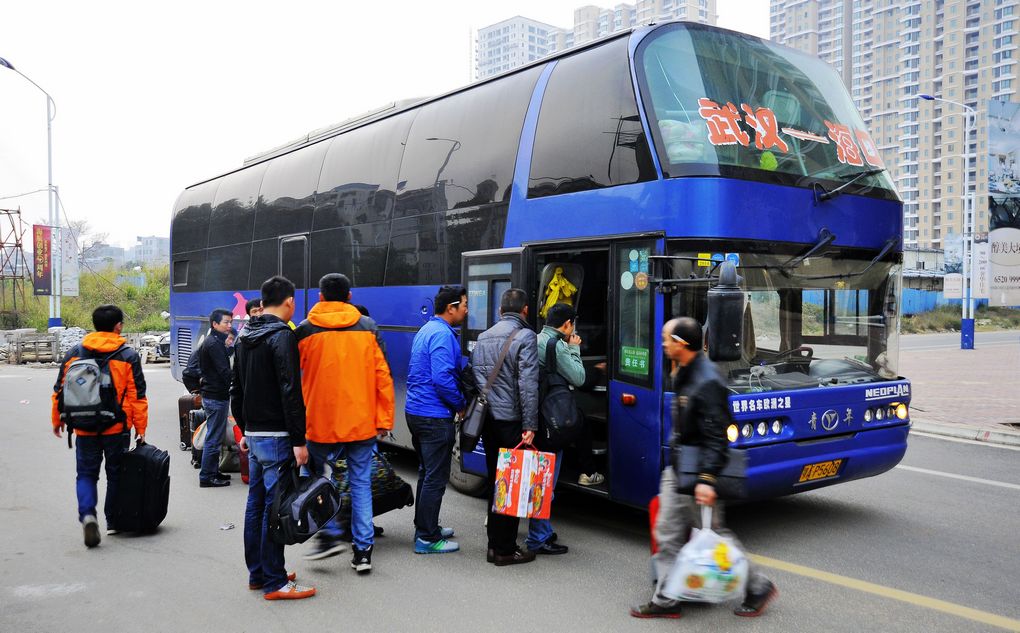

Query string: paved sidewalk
900 332 1020 446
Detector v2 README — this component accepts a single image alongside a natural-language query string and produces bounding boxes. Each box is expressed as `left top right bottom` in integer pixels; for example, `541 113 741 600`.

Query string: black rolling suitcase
178 394 201 451
112 442 170 533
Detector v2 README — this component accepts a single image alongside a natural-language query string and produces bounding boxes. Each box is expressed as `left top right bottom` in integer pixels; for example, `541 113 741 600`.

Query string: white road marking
12 583 87 599
911 430 1020 451
895 465 1020 491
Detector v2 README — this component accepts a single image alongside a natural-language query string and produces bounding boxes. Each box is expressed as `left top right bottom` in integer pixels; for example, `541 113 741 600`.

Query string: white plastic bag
662 506 749 603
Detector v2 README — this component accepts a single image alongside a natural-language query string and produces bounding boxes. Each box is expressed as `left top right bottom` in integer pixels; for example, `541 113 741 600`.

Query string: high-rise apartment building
474 1 718 80
771 0 1019 249
475 16 561 80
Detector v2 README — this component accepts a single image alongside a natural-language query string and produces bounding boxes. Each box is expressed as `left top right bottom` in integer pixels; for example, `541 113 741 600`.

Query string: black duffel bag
269 460 341 546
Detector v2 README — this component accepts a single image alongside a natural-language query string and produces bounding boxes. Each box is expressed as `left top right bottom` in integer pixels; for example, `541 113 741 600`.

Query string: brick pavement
899 335 1020 444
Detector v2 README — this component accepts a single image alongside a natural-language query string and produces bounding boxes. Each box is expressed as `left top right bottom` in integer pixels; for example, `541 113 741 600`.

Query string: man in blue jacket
405 285 468 554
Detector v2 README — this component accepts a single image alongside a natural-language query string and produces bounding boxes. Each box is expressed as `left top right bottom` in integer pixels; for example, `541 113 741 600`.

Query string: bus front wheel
449 442 488 497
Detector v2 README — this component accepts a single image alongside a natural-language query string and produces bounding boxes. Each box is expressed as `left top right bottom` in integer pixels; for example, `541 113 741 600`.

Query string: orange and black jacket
51 331 148 437
295 301 395 444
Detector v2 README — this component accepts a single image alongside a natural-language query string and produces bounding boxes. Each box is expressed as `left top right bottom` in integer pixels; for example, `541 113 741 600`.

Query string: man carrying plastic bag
631 318 777 619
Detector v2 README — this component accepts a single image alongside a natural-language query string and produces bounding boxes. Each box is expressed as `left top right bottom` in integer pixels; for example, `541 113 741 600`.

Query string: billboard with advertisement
987 99 1020 306
32 224 51 296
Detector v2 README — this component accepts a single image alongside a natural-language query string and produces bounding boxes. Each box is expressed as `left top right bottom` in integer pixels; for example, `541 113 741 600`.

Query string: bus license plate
798 459 844 483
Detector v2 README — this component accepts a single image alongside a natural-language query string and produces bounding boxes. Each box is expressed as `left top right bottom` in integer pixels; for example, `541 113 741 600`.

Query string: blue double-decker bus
169 22 910 507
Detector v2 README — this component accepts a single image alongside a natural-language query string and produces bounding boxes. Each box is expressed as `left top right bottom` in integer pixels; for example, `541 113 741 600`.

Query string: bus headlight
727 425 739 443
741 424 753 439
864 408 874 422
772 419 783 435
756 422 768 436
875 407 884 421
896 403 908 420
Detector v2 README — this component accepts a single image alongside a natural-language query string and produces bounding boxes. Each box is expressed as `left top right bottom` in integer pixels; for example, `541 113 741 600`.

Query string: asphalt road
2 363 1018 633
900 330 1018 350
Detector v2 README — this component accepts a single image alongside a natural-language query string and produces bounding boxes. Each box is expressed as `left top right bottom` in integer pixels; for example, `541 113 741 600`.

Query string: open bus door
450 247 529 496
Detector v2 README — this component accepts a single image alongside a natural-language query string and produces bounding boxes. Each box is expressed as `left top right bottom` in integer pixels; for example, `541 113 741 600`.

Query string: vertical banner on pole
942 233 963 299
61 229 79 297
32 224 52 296
987 99 1020 306
972 240 990 300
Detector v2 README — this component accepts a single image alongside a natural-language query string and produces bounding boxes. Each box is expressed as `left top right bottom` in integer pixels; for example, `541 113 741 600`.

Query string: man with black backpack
526 302 585 557
51 304 148 548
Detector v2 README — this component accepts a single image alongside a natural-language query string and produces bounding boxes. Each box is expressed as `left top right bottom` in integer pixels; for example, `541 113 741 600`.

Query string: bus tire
449 442 488 498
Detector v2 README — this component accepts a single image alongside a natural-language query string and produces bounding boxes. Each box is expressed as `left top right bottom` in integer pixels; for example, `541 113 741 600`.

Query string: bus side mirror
707 261 744 362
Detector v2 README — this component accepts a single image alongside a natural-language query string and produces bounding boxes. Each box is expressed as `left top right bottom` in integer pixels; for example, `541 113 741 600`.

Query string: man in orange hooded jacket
295 273 394 573
52 304 148 548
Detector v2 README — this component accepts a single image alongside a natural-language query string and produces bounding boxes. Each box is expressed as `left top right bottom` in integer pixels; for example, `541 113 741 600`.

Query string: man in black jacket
231 276 315 601
631 317 776 619
198 308 233 488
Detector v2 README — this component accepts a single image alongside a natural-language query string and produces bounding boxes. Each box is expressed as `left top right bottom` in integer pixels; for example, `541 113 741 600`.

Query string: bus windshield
667 248 902 394
636 23 897 198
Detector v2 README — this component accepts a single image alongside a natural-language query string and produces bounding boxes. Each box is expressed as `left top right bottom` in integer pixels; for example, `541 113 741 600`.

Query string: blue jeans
200 398 229 482
525 450 563 550
75 432 128 524
406 413 456 543
244 435 291 594
307 438 376 551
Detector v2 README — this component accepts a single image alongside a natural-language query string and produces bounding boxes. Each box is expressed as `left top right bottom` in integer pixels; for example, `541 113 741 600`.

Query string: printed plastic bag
662 506 748 603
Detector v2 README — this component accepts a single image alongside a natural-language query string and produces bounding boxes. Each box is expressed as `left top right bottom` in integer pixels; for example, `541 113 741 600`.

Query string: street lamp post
920 94 976 350
0 56 61 327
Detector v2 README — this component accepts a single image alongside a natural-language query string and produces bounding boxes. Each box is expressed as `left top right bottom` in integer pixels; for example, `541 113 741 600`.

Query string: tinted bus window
254 142 329 241
205 243 252 291
209 163 266 248
310 228 354 287
314 112 414 231
350 221 389 287
529 38 656 198
172 250 206 292
248 239 277 290
171 180 219 255
397 66 542 216
385 214 442 285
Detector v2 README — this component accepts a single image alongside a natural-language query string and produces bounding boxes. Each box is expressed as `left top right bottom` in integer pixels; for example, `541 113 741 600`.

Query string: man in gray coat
470 288 540 566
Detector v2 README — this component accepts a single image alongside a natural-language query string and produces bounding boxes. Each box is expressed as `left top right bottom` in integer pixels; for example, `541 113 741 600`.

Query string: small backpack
60 344 127 439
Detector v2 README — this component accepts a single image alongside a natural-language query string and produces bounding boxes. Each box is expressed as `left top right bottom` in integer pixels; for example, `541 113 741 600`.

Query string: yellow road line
749 554 1020 632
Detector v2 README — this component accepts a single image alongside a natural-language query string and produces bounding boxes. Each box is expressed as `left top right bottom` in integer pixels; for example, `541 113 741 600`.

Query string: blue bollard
961 318 975 349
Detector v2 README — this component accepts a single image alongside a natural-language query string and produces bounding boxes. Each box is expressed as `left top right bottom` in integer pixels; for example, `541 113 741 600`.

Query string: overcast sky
0 0 768 248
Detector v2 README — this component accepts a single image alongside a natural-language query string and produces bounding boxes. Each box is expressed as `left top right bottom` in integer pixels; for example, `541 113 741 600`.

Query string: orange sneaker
264 581 316 601
249 572 296 591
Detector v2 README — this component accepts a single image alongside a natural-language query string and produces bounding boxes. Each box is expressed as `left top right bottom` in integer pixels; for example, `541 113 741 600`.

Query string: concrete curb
911 419 1020 448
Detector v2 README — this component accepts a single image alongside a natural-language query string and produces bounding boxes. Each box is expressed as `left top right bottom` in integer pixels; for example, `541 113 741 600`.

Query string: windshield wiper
781 228 836 272
814 168 886 203
787 235 900 280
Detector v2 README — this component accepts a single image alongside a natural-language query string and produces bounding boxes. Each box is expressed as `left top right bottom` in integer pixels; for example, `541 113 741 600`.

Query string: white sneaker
82 515 101 548
106 528 121 536
578 472 605 486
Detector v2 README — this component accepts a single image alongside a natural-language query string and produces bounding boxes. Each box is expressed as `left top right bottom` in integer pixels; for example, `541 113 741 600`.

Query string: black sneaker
82 515 101 548
303 535 346 561
199 477 230 488
351 545 372 574
734 580 778 617
630 601 683 619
